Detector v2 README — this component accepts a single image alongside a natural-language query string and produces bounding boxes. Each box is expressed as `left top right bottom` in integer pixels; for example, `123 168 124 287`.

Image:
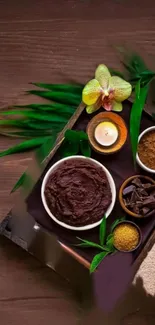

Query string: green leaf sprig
117 47 155 87
117 48 154 164
130 81 149 164
77 216 125 273
60 129 91 158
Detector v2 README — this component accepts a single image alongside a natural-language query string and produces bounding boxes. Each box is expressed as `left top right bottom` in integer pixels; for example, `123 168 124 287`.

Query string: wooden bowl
87 112 128 154
119 175 155 218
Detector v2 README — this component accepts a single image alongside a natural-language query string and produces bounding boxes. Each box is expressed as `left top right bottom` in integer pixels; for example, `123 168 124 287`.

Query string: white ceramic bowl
136 126 155 174
41 156 116 231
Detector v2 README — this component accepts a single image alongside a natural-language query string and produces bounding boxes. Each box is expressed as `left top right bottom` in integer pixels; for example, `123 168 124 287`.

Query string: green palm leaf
11 173 26 193
0 136 51 157
13 103 76 114
0 118 65 131
28 90 81 105
31 83 84 93
130 81 149 163
1 110 69 123
0 130 54 138
23 120 66 130
36 135 57 163
0 119 28 128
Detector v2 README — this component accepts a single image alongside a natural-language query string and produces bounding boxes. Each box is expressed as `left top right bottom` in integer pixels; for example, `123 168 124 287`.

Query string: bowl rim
41 155 116 231
113 220 142 252
136 126 155 173
86 111 128 155
119 175 155 218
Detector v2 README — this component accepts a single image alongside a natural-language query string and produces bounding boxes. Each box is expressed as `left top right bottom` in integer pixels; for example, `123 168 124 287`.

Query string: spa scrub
138 130 155 170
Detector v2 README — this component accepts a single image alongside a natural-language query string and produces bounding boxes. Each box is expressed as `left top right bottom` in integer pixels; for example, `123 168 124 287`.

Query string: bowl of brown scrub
136 126 155 173
113 221 142 252
119 175 155 218
41 156 116 231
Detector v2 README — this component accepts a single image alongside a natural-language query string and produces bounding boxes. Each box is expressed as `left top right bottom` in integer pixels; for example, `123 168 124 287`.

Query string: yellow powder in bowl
113 223 140 252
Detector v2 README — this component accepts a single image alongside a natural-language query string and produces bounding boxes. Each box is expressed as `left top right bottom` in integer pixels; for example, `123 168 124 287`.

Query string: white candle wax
94 121 118 146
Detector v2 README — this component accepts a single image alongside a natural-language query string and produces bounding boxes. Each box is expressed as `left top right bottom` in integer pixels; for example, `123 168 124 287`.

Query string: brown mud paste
45 158 112 226
138 130 155 170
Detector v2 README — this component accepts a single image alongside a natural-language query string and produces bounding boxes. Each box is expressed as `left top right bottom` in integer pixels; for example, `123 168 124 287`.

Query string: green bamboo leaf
110 217 125 233
106 234 114 251
13 103 76 115
90 251 109 273
122 61 137 76
106 234 113 242
23 120 66 130
36 135 57 163
11 171 34 193
80 140 91 157
76 237 110 251
0 117 65 131
28 90 81 105
140 70 155 77
11 136 57 191
0 136 50 158
120 50 147 76
130 81 149 163
129 53 147 73
130 74 154 87
1 110 68 123
11 172 26 193
0 119 56 130
99 216 106 246
0 119 27 128
31 83 84 93
0 130 54 138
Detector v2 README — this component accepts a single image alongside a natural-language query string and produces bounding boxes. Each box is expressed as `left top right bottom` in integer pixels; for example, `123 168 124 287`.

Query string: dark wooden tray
27 103 155 261
1 100 155 311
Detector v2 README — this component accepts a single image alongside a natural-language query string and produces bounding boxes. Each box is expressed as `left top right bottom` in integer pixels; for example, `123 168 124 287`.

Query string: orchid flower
82 64 132 113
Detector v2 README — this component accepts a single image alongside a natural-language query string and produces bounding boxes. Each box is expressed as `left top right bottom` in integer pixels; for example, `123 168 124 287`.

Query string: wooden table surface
0 1 155 324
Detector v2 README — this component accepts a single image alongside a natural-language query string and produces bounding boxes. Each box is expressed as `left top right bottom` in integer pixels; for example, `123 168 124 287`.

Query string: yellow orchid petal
86 99 101 114
112 101 123 112
82 79 101 105
95 64 111 88
109 76 132 102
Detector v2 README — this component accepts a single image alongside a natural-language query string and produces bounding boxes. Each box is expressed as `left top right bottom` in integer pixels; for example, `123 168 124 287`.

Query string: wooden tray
1 100 155 312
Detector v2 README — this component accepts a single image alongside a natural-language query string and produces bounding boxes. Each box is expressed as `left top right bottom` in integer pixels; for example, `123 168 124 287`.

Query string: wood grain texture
0 0 155 323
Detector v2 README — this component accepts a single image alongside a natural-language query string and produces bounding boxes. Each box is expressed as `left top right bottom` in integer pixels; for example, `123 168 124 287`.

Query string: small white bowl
136 126 155 174
41 156 116 231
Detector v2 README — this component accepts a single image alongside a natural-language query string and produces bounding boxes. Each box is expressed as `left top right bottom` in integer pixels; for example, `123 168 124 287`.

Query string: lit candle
94 121 118 147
